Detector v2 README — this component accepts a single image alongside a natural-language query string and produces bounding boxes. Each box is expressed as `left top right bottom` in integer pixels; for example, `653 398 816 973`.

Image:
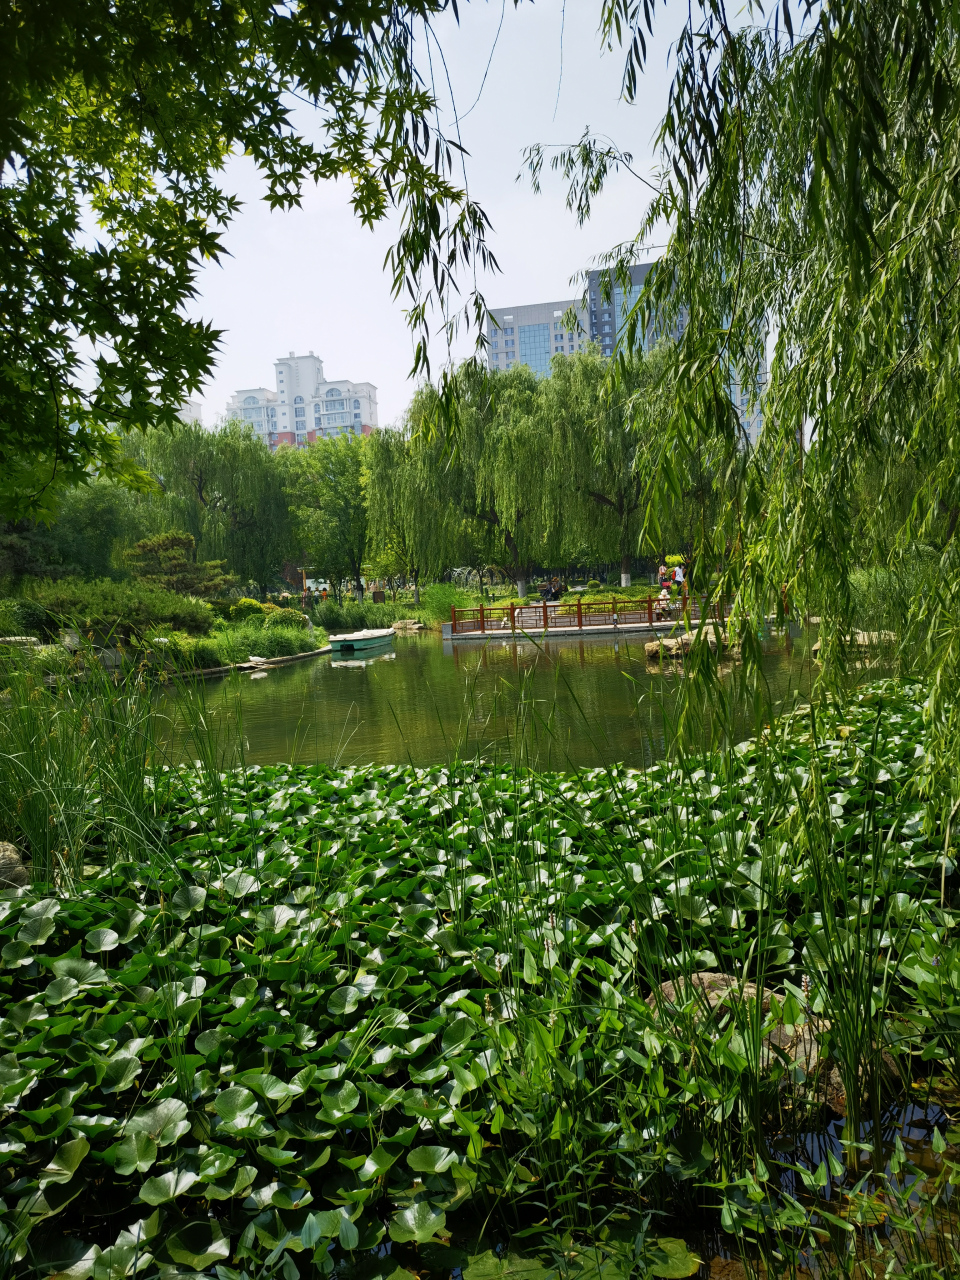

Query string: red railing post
451 605 457 633
510 602 516 632
479 603 485 633
542 599 548 631
577 597 583 629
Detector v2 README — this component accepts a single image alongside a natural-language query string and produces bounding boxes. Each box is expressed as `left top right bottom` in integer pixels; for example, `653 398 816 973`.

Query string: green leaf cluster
1 0 494 523
0 678 956 1274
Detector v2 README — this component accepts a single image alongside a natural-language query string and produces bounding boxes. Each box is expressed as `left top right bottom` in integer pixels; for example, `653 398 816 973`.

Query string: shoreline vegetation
1 667 958 1278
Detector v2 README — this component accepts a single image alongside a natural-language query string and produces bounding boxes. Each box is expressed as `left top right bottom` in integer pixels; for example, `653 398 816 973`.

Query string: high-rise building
486 298 588 377
226 350 378 451
487 262 766 445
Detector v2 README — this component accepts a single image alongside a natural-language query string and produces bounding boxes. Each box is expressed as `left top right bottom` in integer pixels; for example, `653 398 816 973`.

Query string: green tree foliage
544 344 679 585
141 421 291 593
0 483 150 586
406 364 553 596
282 435 369 602
1 0 497 522
46 483 151 579
123 531 236 599
524 3 960 700
365 425 440 603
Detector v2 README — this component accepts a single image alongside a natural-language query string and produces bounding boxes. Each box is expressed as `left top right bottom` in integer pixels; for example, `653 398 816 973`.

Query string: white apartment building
226 351 378 451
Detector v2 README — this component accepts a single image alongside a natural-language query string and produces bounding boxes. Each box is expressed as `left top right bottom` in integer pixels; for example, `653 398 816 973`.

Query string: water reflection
161 628 819 771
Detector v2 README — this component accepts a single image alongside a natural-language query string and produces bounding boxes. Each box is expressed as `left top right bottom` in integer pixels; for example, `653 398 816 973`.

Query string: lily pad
388 1201 447 1244
646 1238 701 1279
164 1220 230 1268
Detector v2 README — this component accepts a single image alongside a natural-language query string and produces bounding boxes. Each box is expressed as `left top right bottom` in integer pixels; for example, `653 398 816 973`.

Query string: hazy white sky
192 0 686 428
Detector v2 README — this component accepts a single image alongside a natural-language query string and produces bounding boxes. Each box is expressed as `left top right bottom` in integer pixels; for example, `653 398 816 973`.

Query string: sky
191 0 687 430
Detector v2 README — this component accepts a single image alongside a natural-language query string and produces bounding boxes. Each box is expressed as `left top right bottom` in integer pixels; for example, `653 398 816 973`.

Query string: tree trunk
620 551 631 589
516 576 528 599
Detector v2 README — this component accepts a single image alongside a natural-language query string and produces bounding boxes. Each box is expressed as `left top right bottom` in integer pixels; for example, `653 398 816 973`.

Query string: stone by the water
0 841 30 888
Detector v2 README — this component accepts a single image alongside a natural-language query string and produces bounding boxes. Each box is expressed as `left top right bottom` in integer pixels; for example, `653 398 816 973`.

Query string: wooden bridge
449 590 732 638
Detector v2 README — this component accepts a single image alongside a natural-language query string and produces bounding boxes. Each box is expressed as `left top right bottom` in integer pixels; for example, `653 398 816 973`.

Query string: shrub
26 578 214 638
216 622 315 661
263 607 309 630
136 631 225 671
586 579 602 590
418 582 472 623
230 597 264 623
0 598 57 639
312 599 411 632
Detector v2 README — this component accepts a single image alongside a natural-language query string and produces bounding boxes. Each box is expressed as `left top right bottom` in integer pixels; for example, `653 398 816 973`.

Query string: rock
647 970 900 1116
392 619 426 633
0 842 30 889
644 631 725 662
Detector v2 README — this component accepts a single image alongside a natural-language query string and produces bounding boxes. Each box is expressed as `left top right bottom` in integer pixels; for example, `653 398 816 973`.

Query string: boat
327 627 396 654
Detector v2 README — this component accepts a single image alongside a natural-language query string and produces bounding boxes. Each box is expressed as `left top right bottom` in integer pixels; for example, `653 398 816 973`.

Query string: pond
162 624 825 770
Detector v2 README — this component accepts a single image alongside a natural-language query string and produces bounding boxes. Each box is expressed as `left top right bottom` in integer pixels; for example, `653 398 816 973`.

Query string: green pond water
162 625 821 770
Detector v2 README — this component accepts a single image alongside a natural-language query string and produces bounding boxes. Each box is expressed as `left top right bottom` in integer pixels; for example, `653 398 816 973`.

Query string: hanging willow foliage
523 0 960 774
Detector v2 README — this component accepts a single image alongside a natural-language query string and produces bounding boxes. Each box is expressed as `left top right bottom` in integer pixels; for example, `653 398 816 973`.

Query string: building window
353 399 360 409
504 339 515 348
602 324 612 333
492 341 498 349
602 311 611 320
554 322 562 330
504 327 514 335
294 395 304 404
314 418 322 429
243 395 258 406
294 406 305 418
326 388 341 398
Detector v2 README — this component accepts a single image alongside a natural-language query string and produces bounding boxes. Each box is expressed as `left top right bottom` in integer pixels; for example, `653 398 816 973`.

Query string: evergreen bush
229 597 265 623
25 578 214 637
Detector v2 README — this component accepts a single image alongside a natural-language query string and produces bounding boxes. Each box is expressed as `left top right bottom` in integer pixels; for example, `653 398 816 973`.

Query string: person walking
673 562 685 587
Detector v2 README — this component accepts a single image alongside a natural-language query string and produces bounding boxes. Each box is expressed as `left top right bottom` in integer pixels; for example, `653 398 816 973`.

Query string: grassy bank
0 672 958 1277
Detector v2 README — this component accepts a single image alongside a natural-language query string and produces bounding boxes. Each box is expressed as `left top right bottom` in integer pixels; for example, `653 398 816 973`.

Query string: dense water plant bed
1 680 959 1278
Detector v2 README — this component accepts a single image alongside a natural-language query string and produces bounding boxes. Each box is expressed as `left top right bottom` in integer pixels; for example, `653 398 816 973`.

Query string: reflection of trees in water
168 631 818 770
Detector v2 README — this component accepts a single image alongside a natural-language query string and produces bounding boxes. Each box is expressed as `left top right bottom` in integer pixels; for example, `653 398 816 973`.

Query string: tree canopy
1 0 496 522
282 434 370 602
139 421 292 592
520 2 960 708
123 531 235 598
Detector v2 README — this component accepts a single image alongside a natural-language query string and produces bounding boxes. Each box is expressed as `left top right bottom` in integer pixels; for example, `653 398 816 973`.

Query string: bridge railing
450 591 731 636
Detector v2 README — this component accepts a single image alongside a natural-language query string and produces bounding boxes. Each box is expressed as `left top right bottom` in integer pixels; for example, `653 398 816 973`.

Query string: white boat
327 628 396 654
